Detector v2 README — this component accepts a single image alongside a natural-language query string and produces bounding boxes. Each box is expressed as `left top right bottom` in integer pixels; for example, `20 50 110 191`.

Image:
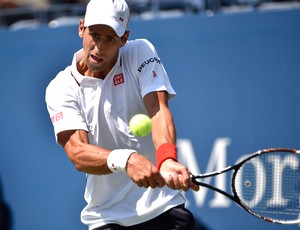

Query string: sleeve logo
51 112 63 123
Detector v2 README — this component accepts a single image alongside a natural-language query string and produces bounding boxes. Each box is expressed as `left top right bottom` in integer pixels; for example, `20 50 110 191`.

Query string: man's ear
121 31 130 46
78 19 85 38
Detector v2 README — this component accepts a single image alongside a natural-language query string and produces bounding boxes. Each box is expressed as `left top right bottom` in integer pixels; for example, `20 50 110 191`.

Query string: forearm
59 129 112 175
144 91 178 171
65 141 112 175
61 130 166 188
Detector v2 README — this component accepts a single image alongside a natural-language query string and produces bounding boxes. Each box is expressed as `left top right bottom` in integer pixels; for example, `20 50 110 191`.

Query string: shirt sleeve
45 71 88 142
134 39 176 100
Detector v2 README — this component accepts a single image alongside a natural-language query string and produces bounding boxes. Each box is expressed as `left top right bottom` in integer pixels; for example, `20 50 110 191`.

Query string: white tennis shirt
45 39 185 229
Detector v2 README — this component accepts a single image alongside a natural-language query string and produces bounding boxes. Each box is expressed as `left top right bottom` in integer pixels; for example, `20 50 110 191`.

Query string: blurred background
0 0 300 230
0 0 299 29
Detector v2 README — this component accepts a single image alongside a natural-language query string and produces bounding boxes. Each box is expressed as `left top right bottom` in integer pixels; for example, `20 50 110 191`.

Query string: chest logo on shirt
113 73 124 86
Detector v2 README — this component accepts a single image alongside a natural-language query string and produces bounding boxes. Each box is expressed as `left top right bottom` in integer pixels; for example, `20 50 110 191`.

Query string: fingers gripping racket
190 148 300 224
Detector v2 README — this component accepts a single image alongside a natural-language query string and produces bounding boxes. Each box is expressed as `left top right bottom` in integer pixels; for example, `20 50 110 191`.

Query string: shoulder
45 66 78 101
46 68 68 91
120 39 159 69
123 39 157 55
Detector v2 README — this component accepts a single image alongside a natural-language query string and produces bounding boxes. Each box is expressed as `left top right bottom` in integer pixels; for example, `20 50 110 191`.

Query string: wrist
107 149 136 173
156 143 177 170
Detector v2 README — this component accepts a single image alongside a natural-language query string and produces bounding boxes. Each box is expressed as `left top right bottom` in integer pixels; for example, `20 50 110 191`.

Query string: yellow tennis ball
129 114 152 137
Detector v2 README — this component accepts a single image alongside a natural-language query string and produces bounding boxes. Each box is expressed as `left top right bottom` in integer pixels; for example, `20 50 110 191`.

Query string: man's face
78 20 128 78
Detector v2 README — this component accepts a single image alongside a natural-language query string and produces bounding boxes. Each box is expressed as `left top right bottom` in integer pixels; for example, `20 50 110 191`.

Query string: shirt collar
71 49 122 85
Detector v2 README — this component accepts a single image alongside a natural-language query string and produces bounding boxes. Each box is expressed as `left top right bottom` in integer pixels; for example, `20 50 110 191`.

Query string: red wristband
156 143 177 170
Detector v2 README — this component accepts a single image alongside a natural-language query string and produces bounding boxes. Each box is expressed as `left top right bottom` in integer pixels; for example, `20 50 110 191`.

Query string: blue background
0 7 300 230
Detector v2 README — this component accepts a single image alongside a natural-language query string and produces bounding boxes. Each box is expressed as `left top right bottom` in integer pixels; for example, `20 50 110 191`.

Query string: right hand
126 152 166 188
160 159 200 192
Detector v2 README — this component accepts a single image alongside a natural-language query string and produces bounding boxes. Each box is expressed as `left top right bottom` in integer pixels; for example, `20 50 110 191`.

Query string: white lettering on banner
177 138 231 208
268 155 287 206
267 154 298 206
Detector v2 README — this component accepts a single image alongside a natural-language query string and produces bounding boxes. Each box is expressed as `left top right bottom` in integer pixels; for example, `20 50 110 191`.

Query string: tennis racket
189 148 300 224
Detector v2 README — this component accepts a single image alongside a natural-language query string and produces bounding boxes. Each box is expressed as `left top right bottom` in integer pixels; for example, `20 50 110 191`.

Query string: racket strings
234 151 300 222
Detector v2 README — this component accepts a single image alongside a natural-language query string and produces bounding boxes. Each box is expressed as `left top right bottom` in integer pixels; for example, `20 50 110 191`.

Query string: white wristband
107 149 135 173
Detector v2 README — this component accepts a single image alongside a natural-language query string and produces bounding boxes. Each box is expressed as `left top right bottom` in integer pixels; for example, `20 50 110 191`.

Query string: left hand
160 159 199 192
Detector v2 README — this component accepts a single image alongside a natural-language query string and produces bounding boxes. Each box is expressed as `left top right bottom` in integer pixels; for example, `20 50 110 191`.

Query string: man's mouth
91 54 103 63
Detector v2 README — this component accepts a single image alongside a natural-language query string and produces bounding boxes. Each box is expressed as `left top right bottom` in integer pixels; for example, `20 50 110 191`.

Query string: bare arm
58 129 166 188
58 129 112 175
143 91 199 191
57 91 197 190
144 91 176 148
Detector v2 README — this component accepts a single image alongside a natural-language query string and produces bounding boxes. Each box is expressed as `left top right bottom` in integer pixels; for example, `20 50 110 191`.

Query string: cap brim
84 17 125 37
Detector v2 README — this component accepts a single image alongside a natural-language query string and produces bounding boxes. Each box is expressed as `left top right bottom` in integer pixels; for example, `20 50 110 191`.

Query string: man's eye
90 32 97 39
108 37 115 42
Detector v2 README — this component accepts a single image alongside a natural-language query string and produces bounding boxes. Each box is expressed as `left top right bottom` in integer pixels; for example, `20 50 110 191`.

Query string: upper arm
57 129 89 163
58 129 89 147
143 91 168 117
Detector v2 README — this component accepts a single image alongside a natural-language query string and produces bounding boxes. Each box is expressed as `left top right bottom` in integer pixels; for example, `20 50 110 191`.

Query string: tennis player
45 0 199 229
